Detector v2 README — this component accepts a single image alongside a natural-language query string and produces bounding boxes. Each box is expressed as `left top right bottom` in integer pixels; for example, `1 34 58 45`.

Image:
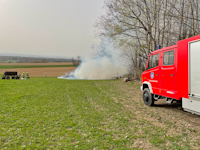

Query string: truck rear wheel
143 88 154 106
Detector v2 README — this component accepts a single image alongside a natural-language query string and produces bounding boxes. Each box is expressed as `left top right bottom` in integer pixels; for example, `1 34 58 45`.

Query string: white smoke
59 38 128 79
72 57 127 79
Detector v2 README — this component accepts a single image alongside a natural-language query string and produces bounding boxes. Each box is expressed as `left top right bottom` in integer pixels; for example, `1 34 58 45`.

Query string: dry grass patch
108 80 200 149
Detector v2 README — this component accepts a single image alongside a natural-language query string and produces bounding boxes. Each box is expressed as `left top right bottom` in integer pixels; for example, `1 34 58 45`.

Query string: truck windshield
148 56 152 69
151 54 159 68
147 54 159 69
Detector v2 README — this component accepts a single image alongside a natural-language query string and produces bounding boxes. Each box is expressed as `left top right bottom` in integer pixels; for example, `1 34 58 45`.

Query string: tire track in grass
60 80 126 149
93 80 159 149
59 80 140 149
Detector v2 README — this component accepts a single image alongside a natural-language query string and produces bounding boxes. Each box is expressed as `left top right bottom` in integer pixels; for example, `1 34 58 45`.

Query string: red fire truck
141 35 200 115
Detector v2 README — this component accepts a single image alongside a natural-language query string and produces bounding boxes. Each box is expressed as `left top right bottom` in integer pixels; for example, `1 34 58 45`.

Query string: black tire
143 88 154 106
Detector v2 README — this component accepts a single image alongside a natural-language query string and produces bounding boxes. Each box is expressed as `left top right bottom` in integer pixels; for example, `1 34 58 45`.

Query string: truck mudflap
182 97 200 115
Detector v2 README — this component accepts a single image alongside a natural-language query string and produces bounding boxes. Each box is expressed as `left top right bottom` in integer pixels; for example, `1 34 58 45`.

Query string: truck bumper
140 86 143 92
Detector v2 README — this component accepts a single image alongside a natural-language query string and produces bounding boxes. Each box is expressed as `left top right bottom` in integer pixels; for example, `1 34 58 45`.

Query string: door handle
156 74 159 76
170 74 174 76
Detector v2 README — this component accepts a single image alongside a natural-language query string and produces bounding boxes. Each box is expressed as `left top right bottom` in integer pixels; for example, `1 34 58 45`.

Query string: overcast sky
0 0 105 58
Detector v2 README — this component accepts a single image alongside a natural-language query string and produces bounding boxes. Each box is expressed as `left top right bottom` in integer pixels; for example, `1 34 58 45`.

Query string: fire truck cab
141 35 200 115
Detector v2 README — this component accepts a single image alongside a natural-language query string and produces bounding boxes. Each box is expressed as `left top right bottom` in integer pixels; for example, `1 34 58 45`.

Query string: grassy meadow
0 77 200 149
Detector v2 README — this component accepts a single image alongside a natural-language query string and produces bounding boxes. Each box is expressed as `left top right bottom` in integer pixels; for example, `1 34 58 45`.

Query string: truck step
166 98 174 104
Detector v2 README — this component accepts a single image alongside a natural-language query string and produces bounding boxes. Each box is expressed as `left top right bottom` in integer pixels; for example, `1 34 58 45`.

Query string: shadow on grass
153 100 200 119
153 99 182 108
154 103 182 108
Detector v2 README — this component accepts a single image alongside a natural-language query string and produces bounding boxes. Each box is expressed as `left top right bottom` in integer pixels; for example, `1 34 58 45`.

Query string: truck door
160 49 176 97
147 53 160 95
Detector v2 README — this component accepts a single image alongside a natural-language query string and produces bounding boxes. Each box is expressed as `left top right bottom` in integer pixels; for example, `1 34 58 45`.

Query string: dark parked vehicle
2 71 19 79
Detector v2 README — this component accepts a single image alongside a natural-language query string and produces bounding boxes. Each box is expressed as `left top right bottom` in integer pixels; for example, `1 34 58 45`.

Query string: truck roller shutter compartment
189 40 200 97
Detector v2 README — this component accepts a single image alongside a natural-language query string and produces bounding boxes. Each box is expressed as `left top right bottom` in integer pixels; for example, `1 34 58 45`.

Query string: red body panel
141 35 200 100
177 35 200 99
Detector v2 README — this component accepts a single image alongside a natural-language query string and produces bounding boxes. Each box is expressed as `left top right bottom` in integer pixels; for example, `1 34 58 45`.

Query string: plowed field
0 62 72 65
0 63 76 77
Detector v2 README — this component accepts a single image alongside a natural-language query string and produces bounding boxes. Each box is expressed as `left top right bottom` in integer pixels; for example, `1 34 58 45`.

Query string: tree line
96 0 200 78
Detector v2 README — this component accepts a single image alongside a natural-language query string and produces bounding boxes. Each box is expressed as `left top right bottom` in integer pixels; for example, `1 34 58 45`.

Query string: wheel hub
144 92 149 102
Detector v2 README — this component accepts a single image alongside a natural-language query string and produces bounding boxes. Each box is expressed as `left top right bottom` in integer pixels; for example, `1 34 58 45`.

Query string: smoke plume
58 38 128 79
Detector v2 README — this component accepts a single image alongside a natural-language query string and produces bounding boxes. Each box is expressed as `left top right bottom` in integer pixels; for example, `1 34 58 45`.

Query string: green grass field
0 65 74 69
0 77 200 149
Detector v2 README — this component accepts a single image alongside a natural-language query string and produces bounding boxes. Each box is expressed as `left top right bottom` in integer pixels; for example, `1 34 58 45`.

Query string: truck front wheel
143 88 154 106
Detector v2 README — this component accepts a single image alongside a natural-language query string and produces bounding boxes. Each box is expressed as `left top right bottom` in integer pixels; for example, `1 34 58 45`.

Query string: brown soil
0 67 77 77
0 62 72 66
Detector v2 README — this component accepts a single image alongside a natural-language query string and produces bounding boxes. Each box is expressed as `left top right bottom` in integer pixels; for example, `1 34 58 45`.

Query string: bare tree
95 0 200 78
